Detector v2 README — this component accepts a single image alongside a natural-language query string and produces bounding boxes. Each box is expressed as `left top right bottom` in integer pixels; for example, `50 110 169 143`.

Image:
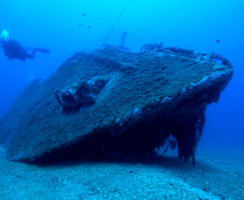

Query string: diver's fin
34 48 50 54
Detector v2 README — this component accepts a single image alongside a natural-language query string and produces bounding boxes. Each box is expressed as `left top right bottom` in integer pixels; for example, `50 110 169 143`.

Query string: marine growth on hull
0 45 233 164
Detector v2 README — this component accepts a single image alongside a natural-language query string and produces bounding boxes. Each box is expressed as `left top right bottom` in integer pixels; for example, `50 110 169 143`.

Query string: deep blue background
1 0 243 150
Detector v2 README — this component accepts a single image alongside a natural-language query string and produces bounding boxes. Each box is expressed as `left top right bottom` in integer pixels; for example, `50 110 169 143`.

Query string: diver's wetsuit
0 39 35 61
0 39 49 62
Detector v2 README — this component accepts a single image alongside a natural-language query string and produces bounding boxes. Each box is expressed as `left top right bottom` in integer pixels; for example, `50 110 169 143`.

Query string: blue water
0 0 243 151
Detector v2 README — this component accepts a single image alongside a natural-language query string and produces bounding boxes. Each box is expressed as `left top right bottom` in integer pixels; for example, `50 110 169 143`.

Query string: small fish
87 26 91 28
216 39 221 43
71 30 74 32
97 17 100 20
82 13 86 16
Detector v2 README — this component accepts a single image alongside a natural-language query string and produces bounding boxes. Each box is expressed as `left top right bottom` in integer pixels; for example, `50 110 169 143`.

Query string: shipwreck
0 45 233 164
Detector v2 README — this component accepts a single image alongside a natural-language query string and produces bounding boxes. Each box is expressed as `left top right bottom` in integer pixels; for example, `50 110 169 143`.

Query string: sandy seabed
0 145 243 200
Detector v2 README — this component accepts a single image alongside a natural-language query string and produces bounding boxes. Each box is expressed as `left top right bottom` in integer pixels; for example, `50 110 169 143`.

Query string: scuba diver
0 30 50 62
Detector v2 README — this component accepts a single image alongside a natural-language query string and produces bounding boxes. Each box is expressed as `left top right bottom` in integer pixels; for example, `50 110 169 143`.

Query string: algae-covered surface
2 46 233 161
0 146 243 200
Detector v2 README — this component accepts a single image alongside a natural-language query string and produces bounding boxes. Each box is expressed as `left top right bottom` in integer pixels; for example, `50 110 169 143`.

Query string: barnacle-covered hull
0 46 233 163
